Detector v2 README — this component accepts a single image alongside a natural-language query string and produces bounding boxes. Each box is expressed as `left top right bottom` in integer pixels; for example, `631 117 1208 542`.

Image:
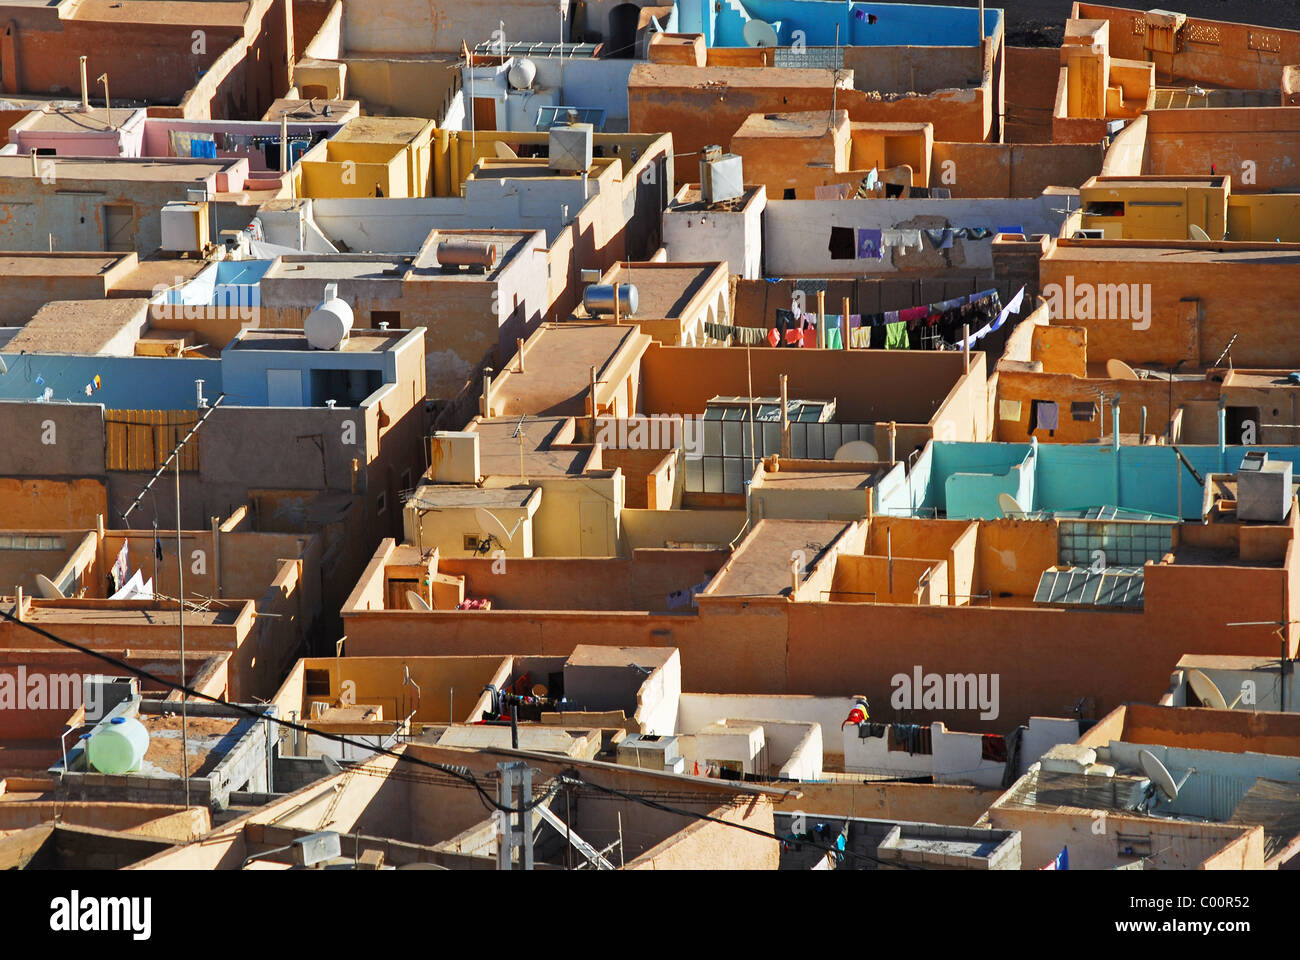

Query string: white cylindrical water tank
305 295 354 350
507 58 537 90
583 283 639 317
88 716 150 775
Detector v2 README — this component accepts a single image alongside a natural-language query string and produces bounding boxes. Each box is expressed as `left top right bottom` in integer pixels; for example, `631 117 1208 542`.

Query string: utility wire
0 608 924 868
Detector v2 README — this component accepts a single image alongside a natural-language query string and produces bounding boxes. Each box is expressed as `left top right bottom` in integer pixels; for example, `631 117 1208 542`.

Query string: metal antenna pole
175 452 190 809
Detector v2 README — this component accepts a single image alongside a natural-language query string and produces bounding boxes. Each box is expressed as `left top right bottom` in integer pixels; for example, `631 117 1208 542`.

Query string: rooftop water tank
507 58 538 90
436 239 496 272
583 283 639 317
305 282 354 350
88 716 150 775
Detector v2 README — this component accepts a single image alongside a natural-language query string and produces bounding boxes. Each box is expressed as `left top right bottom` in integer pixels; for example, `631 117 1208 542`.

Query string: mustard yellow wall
1227 194 1300 242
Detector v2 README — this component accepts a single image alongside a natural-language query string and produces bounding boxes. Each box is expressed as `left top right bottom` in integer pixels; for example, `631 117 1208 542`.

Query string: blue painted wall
0 354 221 409
923 441 1300 520
690 1 1001 48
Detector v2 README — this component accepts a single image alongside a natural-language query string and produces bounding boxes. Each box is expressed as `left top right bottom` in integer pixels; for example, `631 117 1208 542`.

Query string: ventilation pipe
79 56 89 111
1112 397 1121 451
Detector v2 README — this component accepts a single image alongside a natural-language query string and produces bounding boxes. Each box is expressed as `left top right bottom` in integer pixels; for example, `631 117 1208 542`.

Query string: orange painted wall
0 479 107 530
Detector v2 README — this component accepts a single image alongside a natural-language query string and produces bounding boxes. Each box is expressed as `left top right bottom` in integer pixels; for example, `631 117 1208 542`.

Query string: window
304 669 331 696
400 469 413 492
463 534 481 551
376 492 387 515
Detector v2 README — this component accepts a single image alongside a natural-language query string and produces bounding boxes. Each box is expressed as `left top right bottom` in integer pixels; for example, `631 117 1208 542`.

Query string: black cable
0 604 549 816
556 774 925 870
0 607 927 868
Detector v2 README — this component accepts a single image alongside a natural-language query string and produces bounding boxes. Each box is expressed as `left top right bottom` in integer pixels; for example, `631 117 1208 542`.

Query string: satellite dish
834 440 879 462
474 507 520 546
406 590 432 611
1186 669 1228 710
35 574 65 599
1186 668 1243 709
1106 358 1140 381
743 19 780 47
1138 749 1181 803
494 140 519 159
997 493 1025 518
0 356 8 375
321 755 343 775
1189 224 1211 242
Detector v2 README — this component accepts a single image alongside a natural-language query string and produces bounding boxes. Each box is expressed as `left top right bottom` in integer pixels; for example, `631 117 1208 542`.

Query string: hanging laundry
898 229 923 251
880 228 902 249
828 226 855 260
1037 401 1059 431
851 327 872 349
885 321 910 350
825 326 843 350
989 286 1026 332
856 228 883 260
1071 401 1097 422
703 321 735 343
999 399 1022 421
189 134 216 158
168 130 194 158
981 733 1008 763
735 326 767 346
923 227 954 249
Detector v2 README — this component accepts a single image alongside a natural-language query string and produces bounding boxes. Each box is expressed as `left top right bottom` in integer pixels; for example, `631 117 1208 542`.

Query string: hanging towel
990 286 1026 332
1037 401 1059 431
828 226 856 260
825 326 843 350
999 399 1023 421
885 321 910 350
851 327 872 348
924 227 954 249
880 228 903 249
189 135 216 158
856 228 883 260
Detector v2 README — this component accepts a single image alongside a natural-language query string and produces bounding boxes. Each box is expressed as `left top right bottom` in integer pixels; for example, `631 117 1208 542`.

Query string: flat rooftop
0 254 125 277
331 116 430 143
471 417 589 478
734 111 841 139
111 258 208 296
604 264 719 319
67 0 251 27
669 185 764 213
2 298 147 353
0 156 231 182
227 329 403 354
758 469 881 490
501 324 638 417
14 106 133 134
22 605 241 628
706 519 849 599
1045 242 1300 264
406 485 537 510
264 257 413 282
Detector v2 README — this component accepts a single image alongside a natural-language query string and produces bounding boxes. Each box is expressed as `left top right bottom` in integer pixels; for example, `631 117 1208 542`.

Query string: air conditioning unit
616 734 685 773
548 122 594 173
699 150 744 204
161 200 209 254
1237 453 1292 522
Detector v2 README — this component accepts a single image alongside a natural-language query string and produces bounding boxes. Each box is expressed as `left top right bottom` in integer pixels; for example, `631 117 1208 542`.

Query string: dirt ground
875 0 1300 46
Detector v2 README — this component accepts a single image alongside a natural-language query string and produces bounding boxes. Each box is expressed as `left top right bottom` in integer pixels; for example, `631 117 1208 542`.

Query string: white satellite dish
997 493 1025 518
406 590 432 612
1186 668 1227 710
35 574 65 599
1138 749 1193 806
1106 358 1140 381
1186 668 1244 710
0 356 8 376
494 140 519 159
743 19 780 48
833 440 879 462
474 507 522 546
1189 223 1211 242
